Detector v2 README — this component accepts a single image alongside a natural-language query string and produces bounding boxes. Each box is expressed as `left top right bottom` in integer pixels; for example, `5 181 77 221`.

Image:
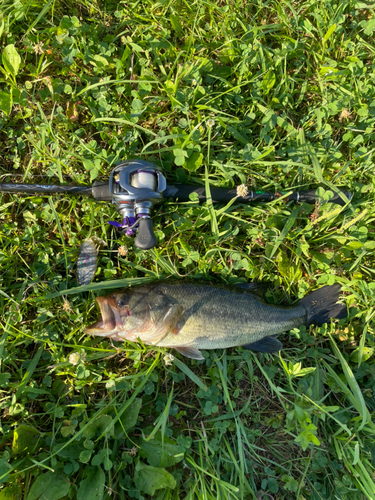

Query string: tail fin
300 284 347 326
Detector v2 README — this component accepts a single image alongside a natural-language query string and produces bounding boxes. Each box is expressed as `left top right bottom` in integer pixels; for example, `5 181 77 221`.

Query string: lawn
1 0 375 498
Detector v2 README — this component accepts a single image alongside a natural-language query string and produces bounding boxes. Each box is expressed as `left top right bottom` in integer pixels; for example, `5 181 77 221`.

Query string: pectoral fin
141 304 184 344
174 346 205 360
159 304 184 333
243 336 282 353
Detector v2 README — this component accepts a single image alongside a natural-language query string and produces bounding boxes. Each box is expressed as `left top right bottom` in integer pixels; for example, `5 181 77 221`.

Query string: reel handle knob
134 218 157 250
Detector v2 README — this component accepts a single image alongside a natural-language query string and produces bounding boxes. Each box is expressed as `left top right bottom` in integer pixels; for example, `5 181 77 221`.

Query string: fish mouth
85 295 124 337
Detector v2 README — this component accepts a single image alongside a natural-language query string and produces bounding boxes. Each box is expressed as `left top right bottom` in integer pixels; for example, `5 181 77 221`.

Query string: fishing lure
77 236 107 285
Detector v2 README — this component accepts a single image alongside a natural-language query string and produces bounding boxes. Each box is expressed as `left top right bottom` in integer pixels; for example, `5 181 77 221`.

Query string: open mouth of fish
85 296 124 337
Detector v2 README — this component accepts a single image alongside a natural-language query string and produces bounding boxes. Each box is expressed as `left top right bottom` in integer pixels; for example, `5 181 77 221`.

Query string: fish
85 280 347 360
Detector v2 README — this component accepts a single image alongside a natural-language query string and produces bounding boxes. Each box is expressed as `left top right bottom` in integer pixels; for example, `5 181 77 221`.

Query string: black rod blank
163 185 352 207
0 182 93 196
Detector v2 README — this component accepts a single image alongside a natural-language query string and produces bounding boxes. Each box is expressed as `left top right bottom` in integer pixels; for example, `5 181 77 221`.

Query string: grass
1 0 375 498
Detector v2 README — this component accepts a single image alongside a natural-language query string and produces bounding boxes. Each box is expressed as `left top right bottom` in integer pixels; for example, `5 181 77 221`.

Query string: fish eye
117 296 128 307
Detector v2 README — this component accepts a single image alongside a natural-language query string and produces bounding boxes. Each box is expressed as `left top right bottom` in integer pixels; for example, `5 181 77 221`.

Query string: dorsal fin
235 281 271 298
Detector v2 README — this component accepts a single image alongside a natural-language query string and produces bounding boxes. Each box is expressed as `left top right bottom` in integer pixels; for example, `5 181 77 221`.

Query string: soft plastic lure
77 237 107 285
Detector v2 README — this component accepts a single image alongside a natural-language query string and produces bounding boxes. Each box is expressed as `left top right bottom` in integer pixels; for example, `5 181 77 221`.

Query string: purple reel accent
107 221 122 228
124 216 137 236
107 216 138 236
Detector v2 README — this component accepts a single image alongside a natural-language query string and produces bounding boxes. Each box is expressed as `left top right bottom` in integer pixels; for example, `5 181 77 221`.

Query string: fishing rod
0 159 351 250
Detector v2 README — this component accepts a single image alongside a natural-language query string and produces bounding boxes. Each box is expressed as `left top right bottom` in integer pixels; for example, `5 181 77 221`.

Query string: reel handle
134 218 157 250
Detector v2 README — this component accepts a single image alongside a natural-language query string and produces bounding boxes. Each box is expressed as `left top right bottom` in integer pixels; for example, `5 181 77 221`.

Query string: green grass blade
15 343 44 399
204 166 219 239
144 385 174 442
173 357 207 391
48 197 68 286
327 335 373 431
92 117 157 136
269 207 299 258
35 277 157 300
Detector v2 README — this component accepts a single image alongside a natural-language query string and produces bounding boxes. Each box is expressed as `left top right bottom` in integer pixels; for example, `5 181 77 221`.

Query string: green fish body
85 280 346 360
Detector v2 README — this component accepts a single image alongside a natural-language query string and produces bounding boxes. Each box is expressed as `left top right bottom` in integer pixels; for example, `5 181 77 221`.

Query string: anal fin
173 346 204 360
243 336 282 353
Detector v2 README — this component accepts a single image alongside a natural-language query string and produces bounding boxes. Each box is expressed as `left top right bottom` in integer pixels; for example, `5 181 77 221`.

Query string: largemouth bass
85 280 346 360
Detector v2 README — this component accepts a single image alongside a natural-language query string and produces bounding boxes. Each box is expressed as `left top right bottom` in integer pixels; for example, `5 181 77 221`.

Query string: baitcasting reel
106 160 167 250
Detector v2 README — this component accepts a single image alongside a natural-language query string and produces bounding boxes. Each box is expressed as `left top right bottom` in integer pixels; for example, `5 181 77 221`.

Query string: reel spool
130 170 158 190
107 160 166 250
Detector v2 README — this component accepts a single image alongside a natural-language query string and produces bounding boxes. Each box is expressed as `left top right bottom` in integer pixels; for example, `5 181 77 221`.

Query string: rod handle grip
92 180 112 201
